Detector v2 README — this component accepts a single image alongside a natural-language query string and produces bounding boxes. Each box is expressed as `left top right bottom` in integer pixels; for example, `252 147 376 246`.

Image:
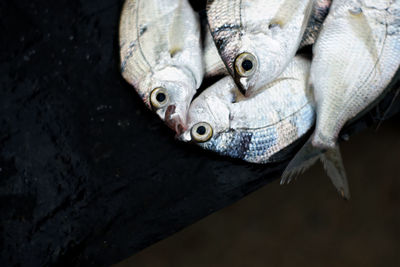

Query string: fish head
179 77 234 144
178 76 261 162
143 67 197 135
207 0 313 97
210 29 257 96
234 33 286 97
212 29 290 97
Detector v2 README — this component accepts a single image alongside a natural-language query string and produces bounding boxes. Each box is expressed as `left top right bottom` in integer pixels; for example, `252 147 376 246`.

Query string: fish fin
204 60 229 78
281 138 323 185
204 28 228 78
347 7 381 74
272 0 312 28
321 145 350 200
281 139 350 200
168 0 185 57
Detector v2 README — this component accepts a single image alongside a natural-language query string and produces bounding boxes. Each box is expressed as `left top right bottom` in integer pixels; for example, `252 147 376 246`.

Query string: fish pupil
196 126 206 135
156 93 166 102
242 60 253 71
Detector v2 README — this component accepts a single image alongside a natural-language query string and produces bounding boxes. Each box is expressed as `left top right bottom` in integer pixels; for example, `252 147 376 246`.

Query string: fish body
206 0 314 96
311 0 400 148
180 56 315 164
119 0 204 133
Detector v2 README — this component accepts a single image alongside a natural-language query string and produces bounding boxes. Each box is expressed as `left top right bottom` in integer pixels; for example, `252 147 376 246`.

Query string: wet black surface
0 0 399 266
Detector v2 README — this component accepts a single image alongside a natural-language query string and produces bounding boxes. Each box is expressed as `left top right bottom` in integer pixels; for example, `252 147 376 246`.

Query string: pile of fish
120 0 400 198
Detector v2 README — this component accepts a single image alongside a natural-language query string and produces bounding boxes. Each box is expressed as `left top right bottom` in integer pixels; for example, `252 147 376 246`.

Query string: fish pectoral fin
281 138 323 185
204 50 229 78
168 0 186 57
321 145 350 200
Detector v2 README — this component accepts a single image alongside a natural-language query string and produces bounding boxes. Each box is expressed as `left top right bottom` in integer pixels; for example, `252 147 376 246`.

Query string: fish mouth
235 77 255 97
165 105 187 136
231 72 245 95
235 79 248 96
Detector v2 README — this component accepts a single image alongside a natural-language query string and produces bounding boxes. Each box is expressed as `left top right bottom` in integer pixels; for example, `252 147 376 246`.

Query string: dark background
1 0 399 266
118 120 400 267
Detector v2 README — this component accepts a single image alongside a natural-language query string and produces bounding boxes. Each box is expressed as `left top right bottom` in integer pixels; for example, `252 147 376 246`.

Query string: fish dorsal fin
168 0 185 57
281 138 350 199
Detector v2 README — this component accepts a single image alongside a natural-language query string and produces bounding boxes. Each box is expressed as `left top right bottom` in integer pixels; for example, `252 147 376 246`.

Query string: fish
282 0 400 199
119 0 204 134
206 0 314 97
179 56 315 164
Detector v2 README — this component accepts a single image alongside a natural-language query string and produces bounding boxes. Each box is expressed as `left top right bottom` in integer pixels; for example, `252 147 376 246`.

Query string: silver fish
180 56 315 164
119 0 204 134
282 0 400 199
206 0 314 96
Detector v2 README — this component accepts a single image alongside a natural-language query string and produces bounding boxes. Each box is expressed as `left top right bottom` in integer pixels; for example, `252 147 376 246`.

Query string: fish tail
321 145 350 200
281 138 322 185
281 138 350 199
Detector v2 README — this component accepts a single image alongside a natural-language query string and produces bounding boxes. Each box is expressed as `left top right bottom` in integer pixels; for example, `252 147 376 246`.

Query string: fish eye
150 87 169 109
191 122 213 143
234 52 257 77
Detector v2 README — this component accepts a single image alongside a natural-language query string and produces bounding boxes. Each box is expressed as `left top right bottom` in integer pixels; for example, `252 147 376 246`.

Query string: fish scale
206 0 242 73
311 0 400 148
191 97 315 164
242 105 314 163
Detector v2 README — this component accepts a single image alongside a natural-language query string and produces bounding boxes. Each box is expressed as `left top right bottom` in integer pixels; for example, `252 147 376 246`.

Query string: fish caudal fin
281 139 350 199
321 145 350 200
281 138 322 185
